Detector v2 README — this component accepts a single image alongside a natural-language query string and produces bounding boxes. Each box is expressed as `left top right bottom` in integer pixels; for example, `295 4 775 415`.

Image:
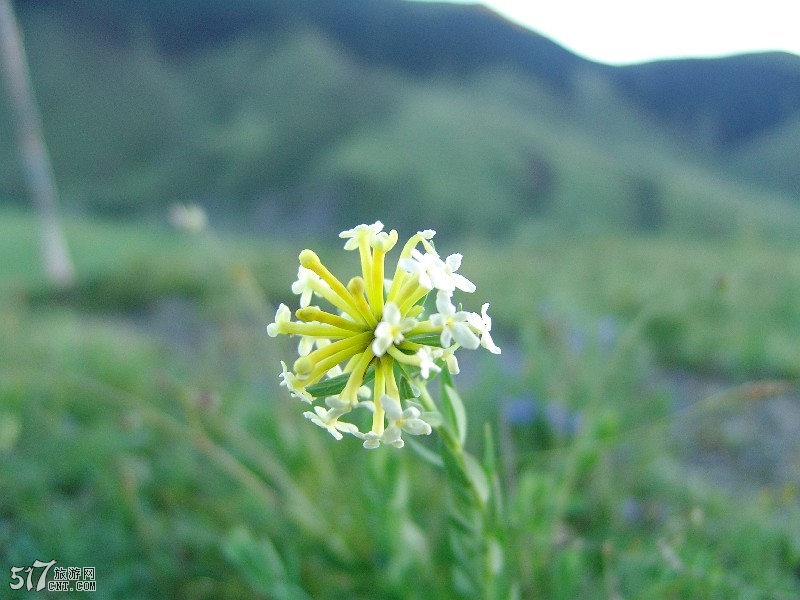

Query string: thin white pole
0 0 75 287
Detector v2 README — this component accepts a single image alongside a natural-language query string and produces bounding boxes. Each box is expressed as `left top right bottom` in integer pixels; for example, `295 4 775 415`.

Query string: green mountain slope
1 1 799 237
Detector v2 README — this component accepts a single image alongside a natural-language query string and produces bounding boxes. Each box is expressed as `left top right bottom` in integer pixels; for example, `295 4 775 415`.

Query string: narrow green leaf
414 290 430 307
440 363 455 388
406 437 443 467
463 451 490 506
483 422 497 474
405 333 443 347
486 537 505 577
452 566 479 598
393 361 420 399
223 527 313 599
305 366 374 398
448 507 481 535
305 372 349 398
441 442 471 492
398 375 417 400
441 384 467 446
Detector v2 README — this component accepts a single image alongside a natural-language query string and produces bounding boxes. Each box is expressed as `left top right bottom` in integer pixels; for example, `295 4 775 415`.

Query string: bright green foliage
2 210 800 599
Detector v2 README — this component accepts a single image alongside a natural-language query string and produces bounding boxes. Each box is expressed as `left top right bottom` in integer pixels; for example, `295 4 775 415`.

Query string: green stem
418 383 509 599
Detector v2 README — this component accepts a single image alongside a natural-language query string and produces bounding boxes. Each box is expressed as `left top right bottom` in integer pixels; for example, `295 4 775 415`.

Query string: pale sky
411 0 800 64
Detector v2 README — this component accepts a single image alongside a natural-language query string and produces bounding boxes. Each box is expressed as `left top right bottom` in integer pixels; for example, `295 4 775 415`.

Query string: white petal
398 257 421 274
435 291 455 316
452 273 476 293
482 330 502 354
467 311 483 330
298 336 315 356
445 354 460 374
439 328 454 348
382 301 401 325
362 433 381 449
402 418 432 436
266 303 291 337
445 253 463 271
372 334 392 357
452 323 480 349
335 421 360 436
380 395 403 421
381 426 404 448
481 303 492 327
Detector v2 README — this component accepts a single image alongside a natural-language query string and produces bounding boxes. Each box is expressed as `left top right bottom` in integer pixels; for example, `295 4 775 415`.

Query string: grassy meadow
2 3 800 597
2 207 800 598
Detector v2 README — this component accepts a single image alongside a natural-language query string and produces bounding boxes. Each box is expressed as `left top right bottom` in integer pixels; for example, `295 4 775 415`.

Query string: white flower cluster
267 222 500 449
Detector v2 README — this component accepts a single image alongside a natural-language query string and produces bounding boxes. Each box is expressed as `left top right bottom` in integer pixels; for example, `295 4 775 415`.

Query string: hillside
2 0 799 234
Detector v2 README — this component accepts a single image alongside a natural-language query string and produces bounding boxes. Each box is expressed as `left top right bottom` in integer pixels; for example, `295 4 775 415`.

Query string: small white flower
416 347 441 379
291 266 326 307
169 203 207 233
303 406 360 440
467 303 501 354
361 431 382 449
383 395 433 438
399 250 475 294
372 302 416 356
429 292 480 349
398 249 437 290
339 221 384 250
325 396 353 411
279 361 312 403
267 304 292 337
438 253 476 293
360 396 434 449
416 229 437 253
380 425 406 448
370 229 398 252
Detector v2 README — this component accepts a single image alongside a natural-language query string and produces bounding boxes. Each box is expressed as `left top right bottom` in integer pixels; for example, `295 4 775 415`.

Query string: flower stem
418 383 512 598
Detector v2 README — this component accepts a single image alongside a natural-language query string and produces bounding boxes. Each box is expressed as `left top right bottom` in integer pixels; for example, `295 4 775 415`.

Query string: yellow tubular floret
371 357 388 433
341 348 374 401
278 321 360 339
299 249 364 323
407 320 441 336
295 307 367 332
391 274 423 310
398 284 429 316
294 340 370 382
357 237 374 308
385 358 400 399
386 345 419 366
297 331 372 368
340 354 360 374
387 229 435 301
292 356 315 378
368 230 398 317
387 234 423 301
368 246 385 316
347 277 378 327
307 278 362 319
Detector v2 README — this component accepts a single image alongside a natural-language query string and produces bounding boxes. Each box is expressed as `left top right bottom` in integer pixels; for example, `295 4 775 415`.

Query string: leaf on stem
304 367 375 398
441 384 467 446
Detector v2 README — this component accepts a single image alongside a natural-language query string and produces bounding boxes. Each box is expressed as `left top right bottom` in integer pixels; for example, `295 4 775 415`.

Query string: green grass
2 209 799 598
2 6 799 596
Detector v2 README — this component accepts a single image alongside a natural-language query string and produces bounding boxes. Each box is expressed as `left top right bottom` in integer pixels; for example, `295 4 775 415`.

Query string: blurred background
2 0 800 598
